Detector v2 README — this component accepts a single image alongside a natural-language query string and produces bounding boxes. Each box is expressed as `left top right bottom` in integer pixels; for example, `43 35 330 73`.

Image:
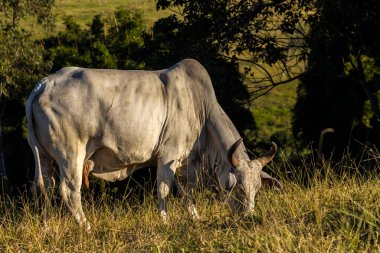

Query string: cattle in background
26 59 281 230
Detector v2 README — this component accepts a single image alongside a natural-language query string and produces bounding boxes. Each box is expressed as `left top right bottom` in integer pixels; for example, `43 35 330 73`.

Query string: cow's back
33 67 168 164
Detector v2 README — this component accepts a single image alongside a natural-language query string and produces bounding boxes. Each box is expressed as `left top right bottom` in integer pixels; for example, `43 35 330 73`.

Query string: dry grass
0 154 379 252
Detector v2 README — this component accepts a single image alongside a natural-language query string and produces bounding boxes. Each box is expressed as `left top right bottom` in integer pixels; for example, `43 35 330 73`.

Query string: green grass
29 0 169 38
251 81 298 141
53 0 168 27
0 155 379 252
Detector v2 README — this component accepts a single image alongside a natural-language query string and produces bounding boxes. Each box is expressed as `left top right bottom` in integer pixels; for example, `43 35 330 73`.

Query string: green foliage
0 28 50 97
1 0 379 186
0 0 55 97
44 9 145 71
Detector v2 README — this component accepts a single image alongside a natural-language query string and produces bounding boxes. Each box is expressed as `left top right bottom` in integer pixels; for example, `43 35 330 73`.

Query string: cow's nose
243 208 255 217
244 201 255 216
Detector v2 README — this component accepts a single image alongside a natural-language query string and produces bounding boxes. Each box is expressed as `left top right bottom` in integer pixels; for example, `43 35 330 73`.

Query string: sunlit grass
0 152 379 252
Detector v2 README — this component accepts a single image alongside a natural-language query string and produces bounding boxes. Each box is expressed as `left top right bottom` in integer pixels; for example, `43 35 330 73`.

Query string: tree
155 0 313 97
293 0 380 158
44 9 145 71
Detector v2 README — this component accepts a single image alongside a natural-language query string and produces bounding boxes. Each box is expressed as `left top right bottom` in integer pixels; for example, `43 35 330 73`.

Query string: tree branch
248 72 306 101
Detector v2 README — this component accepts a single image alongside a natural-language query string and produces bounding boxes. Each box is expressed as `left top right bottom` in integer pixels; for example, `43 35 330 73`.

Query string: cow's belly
92 168 130 182
88 147 155 181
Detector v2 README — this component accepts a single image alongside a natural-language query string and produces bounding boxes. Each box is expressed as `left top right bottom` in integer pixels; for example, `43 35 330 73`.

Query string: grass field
0 156 379 252
53 0 168 27
30 0 169 38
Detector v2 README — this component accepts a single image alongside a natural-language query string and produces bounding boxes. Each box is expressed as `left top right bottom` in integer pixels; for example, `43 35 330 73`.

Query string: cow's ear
260 171 283 189
226 172 237 192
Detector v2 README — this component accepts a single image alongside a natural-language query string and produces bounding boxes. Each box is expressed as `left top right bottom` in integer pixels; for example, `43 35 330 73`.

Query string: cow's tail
25 80 46 193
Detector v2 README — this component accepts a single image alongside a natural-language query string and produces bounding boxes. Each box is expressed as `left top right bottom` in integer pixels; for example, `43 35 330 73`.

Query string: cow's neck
205 104 249 176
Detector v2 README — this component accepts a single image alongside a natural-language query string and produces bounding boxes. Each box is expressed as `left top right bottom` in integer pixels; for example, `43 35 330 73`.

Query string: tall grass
0 152 379 252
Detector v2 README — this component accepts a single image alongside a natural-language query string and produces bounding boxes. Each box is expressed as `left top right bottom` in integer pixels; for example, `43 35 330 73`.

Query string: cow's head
225 139 281 215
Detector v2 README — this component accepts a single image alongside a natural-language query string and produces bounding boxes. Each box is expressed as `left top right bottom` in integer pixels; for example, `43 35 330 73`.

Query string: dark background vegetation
0 0 379 190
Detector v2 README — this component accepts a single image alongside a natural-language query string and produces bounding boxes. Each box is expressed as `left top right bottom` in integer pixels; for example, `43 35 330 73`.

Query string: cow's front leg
156 159 177 221
175 166 200 220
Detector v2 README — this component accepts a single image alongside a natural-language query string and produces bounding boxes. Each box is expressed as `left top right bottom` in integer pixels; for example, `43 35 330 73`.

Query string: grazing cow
26 59 280 230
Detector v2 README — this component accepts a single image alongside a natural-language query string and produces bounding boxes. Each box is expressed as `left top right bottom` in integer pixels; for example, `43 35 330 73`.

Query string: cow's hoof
43 220 52 233
78 219 92 232
84 221 92 233
159 210 168 223
188 208 200 220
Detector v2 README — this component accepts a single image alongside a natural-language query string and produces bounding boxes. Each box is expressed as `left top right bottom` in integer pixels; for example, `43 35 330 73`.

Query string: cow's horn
228 138 243 167
257 142 277 167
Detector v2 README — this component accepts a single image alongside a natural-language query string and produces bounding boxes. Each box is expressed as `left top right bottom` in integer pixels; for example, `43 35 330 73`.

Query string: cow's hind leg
32 155 57 227
32 155 56 195
57 148 90 231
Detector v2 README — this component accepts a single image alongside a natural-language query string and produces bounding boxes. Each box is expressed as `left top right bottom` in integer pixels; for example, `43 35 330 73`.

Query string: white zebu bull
26 59 280 230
